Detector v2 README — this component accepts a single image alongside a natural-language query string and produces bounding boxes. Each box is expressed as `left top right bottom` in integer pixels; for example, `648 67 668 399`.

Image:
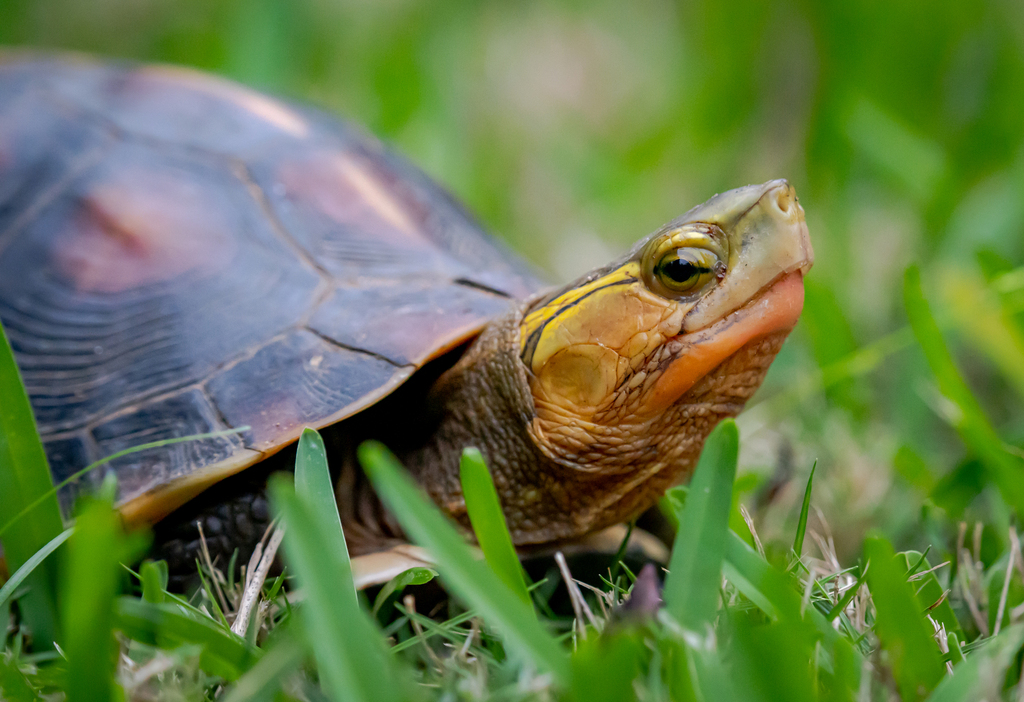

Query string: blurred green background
4 0 1024 559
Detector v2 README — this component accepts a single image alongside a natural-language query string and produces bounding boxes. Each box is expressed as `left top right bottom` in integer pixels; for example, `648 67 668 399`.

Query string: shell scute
0 54 544 514
90 388 244 501
250 130 539 298
267 149 451 280
92 63 311 158
205 329 409 452
0 81 114 254
42 435 93 512
309 281 515 366
0 138 322 437
52 155 239 293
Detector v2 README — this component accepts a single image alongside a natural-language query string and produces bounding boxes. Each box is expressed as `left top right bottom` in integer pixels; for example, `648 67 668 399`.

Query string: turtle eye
654 247 721 294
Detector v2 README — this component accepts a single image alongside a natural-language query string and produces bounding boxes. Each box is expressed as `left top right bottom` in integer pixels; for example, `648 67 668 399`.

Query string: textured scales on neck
358 180 811 551
402 303 788 546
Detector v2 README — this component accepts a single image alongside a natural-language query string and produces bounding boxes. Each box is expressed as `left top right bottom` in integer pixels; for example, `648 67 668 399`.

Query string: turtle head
518 180 812 481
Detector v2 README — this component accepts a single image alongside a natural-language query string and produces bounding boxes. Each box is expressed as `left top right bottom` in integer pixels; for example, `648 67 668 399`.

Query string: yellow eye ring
640 224 727 299
654 248 721 294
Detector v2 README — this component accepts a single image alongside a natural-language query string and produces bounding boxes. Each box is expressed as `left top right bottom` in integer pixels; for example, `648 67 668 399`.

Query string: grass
458 447 532 609
2 265 1024 700
5 0 1024 696
0 324 64 648
662 419 738 631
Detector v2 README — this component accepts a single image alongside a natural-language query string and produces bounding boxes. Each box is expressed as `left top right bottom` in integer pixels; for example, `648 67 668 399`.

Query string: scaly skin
400 306 792 547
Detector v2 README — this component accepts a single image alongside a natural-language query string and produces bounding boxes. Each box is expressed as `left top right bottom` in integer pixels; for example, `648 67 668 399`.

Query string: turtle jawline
640 271 805 415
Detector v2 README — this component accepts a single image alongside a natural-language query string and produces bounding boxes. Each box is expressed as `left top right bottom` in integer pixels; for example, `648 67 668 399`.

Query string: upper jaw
680 179 814 334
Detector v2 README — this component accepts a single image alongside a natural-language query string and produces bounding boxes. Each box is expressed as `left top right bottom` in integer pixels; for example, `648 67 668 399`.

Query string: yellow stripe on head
521 263 640 364
519 262 684 414
519 180 813 423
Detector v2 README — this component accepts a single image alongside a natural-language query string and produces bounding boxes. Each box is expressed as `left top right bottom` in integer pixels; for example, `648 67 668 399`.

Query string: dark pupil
661 256 706 284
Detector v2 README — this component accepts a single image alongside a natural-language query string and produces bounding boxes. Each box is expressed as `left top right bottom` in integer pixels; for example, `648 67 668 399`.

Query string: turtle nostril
771 184 795 217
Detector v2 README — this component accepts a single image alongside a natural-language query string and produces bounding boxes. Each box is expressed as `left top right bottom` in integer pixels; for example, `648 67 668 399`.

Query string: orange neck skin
641 271 805 416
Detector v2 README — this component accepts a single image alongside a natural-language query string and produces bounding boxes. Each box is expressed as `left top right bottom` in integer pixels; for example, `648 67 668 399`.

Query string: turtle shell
0 53 543 523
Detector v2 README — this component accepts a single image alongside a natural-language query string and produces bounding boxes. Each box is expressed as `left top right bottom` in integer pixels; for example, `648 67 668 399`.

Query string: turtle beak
638 180 813 415
680 179 813 333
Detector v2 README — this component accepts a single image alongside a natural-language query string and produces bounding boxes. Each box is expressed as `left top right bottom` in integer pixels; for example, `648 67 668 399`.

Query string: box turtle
0 54 813 587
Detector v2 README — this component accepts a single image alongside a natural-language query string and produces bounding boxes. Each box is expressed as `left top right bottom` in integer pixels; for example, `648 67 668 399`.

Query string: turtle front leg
151 481 273 592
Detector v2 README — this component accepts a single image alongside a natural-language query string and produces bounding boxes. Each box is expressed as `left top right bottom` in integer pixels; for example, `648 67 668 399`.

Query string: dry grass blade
958 548 990 637
457 619 479 660
231 525 285 638
995 529 1017 636
907 561 949 581
405 594 444 670
1010 529 1024 583
739 503 765 559
197 521 231 617
554 551 598 638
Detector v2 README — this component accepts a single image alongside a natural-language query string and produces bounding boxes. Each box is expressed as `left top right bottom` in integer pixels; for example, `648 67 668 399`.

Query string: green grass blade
863 534 944 701
459 447 531 609
358 441 570 684
0 322 63 646
731 619 817 702
662 419 739 631
903 266 1024 515
371 566 437 616
570 631 645 702
0 528 72 613
389 610 477 654
897 551 962 640
946 633 965 668
269 475 415 702
724 532 859 695
941 271 1024 402
293 427 360 603
0 657 37 702
925 624 1024 702
221 626 306 702
294 427 347 559
61 499 124 702
140 560 168 604
793 460 817 558
723 532 845 651
288 427 416 701
114 597 259 682
658 637 698 702
688 646 741 701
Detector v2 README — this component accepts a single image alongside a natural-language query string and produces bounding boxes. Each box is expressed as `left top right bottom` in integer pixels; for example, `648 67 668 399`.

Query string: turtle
0 53 813 588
